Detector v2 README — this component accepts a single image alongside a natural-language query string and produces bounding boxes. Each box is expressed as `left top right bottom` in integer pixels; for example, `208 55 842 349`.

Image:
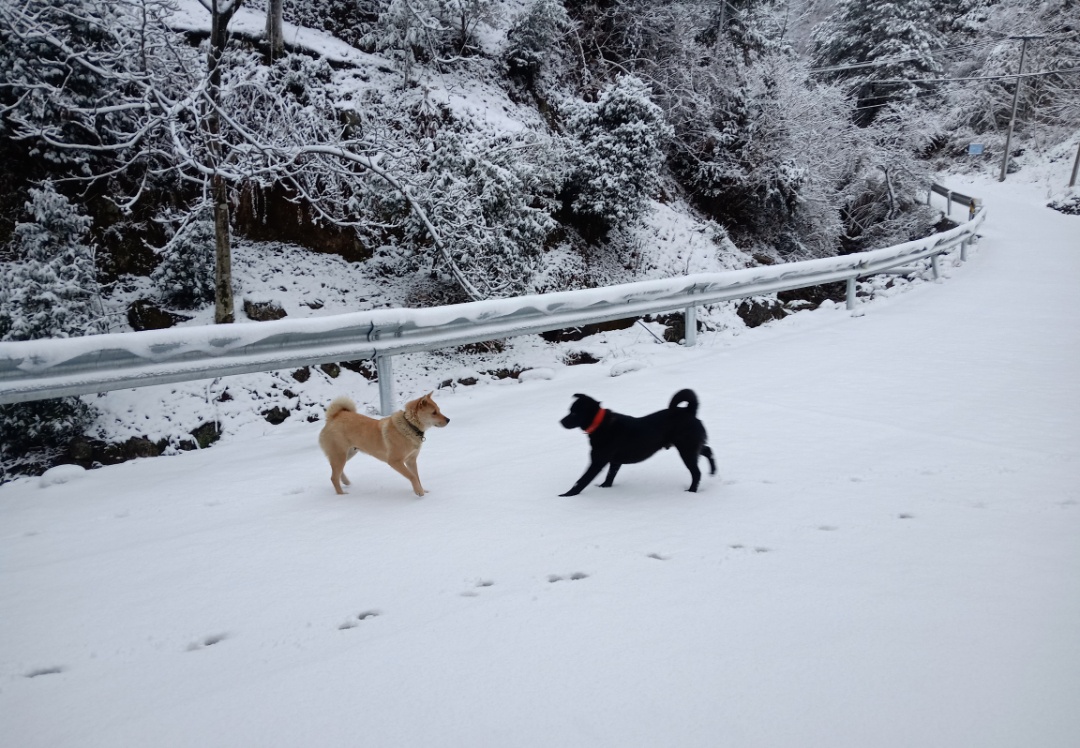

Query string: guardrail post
376 353 394 415
946 191 953 216
960 237 969 262
683 305 697 347
845 276 857 311
931 253 941 280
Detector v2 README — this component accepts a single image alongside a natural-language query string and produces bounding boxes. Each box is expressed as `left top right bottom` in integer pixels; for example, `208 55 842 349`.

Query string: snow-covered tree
364 0 441 86
439 0 499 58
505 0 573 83
151 210 217 309
0 183 106 341
812 0 944 123
560 76 673 237
733 56 858 257
838 101 937 252
2 0 495 305
363 0 497 84
360 124 564 301
0 183 102 468
422 130 559 298
933 0 1080 157
0 0 242 322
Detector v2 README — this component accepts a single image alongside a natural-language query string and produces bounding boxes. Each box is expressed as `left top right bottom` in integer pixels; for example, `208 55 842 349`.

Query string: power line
809 28 1080 76
866 67 1080 86
809 40 1006 75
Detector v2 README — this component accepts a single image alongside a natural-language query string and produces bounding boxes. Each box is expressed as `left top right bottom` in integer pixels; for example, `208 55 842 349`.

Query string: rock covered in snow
39 464 87 488
609 359 646 377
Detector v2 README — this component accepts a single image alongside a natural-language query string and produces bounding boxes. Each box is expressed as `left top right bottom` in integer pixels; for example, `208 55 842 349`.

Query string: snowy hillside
1 175 1077 747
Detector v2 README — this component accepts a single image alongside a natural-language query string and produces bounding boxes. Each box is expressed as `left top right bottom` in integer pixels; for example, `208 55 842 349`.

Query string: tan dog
318 393 449 496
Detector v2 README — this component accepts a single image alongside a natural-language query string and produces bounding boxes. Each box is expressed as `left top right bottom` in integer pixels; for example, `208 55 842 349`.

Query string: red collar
584 408 607 435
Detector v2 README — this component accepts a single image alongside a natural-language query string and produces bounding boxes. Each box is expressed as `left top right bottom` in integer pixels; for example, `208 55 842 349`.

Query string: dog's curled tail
669 388 699 416
325 396 358 421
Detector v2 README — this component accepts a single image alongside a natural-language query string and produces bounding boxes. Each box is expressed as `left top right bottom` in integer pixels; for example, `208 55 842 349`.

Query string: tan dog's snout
416 393 450 428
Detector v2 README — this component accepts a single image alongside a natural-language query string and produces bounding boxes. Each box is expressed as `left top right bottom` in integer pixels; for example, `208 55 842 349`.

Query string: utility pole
999 35 1045 182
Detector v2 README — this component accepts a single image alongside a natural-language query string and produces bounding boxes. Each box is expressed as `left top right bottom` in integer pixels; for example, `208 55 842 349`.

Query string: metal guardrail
929 183 981 219
0 188 984 414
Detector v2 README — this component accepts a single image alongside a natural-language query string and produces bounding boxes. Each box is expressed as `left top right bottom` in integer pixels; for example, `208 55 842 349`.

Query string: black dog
559 389 717 496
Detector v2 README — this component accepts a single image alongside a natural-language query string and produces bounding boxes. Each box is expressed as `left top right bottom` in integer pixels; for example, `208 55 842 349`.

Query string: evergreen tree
812 0 944 123
560 76 673 237
151 211 216 310
367 127 562 301
505 0 573 84
0 183 102 474
423 130 558 298
0 183 105 341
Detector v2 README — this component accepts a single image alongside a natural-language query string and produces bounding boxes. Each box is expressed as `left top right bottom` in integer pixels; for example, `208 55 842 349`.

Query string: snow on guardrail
0 193 985 411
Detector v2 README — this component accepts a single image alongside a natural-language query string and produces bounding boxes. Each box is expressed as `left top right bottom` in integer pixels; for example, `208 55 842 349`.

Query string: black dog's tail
669 389 699 417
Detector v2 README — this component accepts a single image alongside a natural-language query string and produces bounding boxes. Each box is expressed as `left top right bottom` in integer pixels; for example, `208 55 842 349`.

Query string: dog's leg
701 445 717 476
600 462 622 488
677 446 704 492
404 453 425 495
560 459 608 497
388 458 425 496
328 452 348 495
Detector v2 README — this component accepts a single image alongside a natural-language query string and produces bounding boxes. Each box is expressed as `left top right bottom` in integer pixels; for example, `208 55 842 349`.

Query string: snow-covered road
2 175 1078 747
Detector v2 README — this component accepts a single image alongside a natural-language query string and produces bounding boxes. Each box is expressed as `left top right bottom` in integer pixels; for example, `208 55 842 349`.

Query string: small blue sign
968 143 984 155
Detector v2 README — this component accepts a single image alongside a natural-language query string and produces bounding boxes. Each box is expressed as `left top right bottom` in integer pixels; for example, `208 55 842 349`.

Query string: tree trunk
265 0 284 59
212 174 234 324
206 1 239 324
881 165 897 220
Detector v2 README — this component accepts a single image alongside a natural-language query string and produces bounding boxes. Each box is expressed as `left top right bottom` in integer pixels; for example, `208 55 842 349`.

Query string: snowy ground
1 171 1079 746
